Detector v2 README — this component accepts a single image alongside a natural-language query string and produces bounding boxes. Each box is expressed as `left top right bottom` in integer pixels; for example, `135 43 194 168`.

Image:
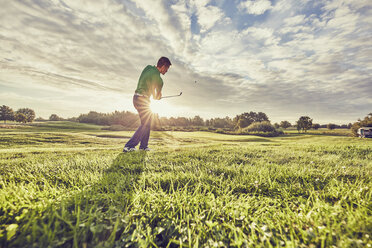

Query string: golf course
0 121 371 247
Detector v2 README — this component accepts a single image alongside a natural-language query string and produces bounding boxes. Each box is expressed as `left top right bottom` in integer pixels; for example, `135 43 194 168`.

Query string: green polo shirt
135 65 163 98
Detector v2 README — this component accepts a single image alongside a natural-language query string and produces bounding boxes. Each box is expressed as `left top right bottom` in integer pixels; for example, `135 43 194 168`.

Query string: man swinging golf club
123 57 171 152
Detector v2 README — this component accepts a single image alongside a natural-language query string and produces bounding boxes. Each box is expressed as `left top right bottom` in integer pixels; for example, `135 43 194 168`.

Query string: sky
0 0 371 124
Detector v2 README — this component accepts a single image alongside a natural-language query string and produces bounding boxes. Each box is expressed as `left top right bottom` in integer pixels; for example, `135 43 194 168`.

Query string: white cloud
239 0 273 15
284 15 306 26
195 4 225 32
0 0 371 123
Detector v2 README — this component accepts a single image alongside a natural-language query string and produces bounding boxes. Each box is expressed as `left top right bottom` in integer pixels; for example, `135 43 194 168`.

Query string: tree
35 117 46 122
234 111 269 129
14 113 27 123
296 124 301 132
237 118 249 129
66 117 78 122
212 118 226 128
327 123 337 130
312 123 321 130
296 116 313 133
208 117 234 129
280 121 291 129
223 117 234 129
49 114 62 121
351 114 372 137
0 105 14 123
16 108 35 123
192 115 204 126
274 123 280 129
151 113 161 130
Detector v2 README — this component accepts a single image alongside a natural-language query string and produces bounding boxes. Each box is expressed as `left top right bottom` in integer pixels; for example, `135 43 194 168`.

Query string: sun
150 99 178 117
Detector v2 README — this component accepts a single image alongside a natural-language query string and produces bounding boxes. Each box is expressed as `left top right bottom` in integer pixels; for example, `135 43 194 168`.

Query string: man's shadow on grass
76 151 147 246
8 151 147 248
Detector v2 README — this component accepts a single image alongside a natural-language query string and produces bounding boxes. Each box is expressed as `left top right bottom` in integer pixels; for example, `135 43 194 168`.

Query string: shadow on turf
6 151 147 248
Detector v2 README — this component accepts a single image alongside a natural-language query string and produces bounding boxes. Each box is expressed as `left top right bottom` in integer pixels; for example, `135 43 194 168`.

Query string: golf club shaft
161 92 182 99
161 95 181 99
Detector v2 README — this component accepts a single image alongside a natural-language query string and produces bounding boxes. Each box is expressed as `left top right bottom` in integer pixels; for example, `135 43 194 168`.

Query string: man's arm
151 84 162 100
154 87 162 100
152 78 163 100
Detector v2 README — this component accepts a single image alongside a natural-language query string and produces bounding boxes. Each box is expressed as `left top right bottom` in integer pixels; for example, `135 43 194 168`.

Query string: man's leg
125 124 144 148
124 95 151 149
138 106 152 149
139 124 151 149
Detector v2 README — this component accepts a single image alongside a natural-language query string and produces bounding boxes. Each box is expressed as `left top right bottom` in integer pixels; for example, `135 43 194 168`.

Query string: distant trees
296 116 313 132
191 115 204 126
0 105 14 123
157 116 234 129
280 121 291 129
173 117 189 127
0 105 36 123
312 123 321 130
157 113 268 130
327 123 337 130
75 111 264 130
0 105 359 135
35 117 46 121
77 111 140 128
208 117 234 129
49 114 63 121
234 112 269 129
16 108 35 123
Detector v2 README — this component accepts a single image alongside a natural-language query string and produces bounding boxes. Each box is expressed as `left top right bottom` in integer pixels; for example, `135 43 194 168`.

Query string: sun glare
150 99 178 117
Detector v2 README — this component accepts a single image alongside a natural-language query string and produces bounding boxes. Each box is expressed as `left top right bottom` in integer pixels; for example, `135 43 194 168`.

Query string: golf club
161 92 182 99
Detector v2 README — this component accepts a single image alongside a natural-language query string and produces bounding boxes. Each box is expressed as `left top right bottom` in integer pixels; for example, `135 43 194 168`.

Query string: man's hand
155 91 162 100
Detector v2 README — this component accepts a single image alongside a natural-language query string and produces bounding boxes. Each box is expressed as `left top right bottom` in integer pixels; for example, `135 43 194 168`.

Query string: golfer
123 57 171 152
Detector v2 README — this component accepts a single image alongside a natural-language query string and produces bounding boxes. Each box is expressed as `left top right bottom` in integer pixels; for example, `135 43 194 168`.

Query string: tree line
73 111 272 130
276 116 352 133
1 104 365 135
41 111 354 132
0 106 273 130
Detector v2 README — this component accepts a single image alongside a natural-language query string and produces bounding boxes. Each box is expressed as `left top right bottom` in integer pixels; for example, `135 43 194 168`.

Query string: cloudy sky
1 0 371 124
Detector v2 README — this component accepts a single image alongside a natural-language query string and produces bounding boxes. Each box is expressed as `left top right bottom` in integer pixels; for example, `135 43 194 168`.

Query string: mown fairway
0 122 371 247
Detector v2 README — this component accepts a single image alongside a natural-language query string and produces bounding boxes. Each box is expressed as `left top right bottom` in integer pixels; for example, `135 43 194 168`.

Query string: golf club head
179 92 183 96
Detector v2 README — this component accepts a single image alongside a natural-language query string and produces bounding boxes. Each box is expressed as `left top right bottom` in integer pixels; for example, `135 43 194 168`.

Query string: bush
215 128 225 134
35 117 47 122
49 114 63 121
244 121 276 132
239 121 283 137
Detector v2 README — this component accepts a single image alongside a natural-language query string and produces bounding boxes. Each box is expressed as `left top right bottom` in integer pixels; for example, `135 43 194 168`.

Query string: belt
134 93 149 97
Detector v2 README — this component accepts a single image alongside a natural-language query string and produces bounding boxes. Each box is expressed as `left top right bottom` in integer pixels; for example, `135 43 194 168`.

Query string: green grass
0 122 371 247
284 128 352 137
1 121 106 133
